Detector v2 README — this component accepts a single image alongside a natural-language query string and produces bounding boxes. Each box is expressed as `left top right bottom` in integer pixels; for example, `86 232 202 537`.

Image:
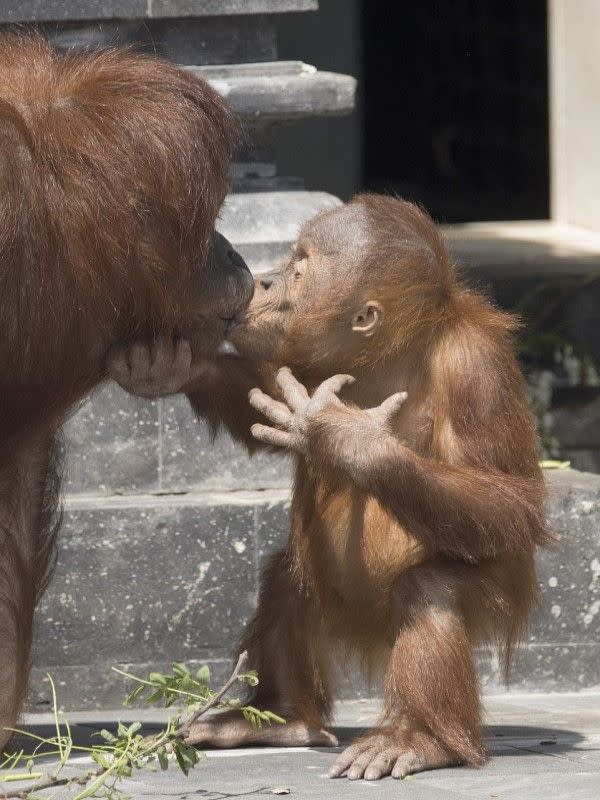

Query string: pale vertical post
549 0 600 231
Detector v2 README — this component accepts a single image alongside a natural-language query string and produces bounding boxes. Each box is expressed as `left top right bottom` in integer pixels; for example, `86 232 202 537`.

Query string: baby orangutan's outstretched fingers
251 423 295 450
311 374 355 406
248 388 293 428
276 367 310 411
366 391 408 429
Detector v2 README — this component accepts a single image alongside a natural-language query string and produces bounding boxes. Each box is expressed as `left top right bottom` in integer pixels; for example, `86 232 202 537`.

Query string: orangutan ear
351 301 384 337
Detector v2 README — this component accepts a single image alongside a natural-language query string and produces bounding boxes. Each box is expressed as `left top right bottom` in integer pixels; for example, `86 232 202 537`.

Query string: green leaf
239 670 259 687
242 708 262 729
263 711 286 725
195 665 211 685
123 684 145 706
174 747 189 776
91 752 111 770
145 689 165 704
98 729 118 743
178 743 199 767
117 722 128 738
149 672 168 685
127 722 142 736
157 746 169 771
165 694 178 708
172 662 190 678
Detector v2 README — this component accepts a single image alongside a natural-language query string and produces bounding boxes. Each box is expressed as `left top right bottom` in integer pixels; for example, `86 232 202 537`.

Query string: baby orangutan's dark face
229 203 378 367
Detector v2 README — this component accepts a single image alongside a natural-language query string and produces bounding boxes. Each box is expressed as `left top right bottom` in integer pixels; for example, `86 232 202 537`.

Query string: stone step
30 489 290 710
28 470 600 710
0 0 317 23
191 61 356 121
44 16 278 67
443 220 600 278
217 190 342 272
62 384 292 497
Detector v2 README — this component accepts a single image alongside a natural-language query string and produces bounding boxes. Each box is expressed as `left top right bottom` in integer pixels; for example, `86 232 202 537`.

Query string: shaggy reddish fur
0 34 237 741
179 196 551 776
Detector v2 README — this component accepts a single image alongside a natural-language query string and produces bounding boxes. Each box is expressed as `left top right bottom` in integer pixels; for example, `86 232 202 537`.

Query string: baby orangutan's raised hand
249 366 407 455
107 337 205 398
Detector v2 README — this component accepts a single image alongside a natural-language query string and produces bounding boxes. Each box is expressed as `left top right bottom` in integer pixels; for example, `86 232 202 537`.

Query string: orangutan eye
291 253 307 280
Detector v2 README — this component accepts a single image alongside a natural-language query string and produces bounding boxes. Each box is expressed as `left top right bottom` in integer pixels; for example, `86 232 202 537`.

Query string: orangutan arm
249 368 550 560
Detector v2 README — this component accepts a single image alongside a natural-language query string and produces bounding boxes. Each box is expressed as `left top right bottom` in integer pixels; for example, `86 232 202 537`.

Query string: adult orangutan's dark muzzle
201 231 255 325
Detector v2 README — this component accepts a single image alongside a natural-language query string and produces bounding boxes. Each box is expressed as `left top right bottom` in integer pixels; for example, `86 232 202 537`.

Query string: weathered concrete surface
9 694 600 800
28 470 600 709
29 491 291 710
216 190 342 271
443 220 600 277
38 15 278 67
63 387 293 496
190 61 357 120
160 394 292 493
552 396 600 475
64 384 161 496
0 0 317 22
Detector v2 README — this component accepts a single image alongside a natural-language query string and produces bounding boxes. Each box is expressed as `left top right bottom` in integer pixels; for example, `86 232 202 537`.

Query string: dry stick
1 769 96 799
178 650 249 738
1 651 250 800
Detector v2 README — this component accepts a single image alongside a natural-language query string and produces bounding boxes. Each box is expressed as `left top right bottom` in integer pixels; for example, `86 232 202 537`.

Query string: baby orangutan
110 196 551 780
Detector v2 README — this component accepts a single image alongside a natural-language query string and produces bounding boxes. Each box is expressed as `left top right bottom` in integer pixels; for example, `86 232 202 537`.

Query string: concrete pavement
5 692 599 800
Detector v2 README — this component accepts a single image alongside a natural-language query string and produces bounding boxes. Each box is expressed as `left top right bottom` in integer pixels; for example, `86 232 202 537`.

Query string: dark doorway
362 1 549 223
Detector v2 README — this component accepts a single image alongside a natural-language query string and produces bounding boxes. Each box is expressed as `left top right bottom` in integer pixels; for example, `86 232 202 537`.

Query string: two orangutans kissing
0 34 550 781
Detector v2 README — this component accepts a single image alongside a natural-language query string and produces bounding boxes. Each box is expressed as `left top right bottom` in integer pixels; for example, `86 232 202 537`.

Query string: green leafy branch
1 651 284 800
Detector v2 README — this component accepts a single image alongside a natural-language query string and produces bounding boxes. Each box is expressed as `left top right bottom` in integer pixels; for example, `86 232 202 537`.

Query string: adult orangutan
110 196 551 779
0 33 253 744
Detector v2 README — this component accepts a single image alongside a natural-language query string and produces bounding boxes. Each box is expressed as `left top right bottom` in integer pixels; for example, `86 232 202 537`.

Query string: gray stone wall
29 452 600 709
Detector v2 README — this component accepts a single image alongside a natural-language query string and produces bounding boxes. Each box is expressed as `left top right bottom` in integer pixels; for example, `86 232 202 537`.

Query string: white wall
550 0 600 230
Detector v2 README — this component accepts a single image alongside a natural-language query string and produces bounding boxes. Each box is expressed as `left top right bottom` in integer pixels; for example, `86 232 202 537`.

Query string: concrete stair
0 0 318 22
191 61 356 120
29 466 600 710
218 191 342 271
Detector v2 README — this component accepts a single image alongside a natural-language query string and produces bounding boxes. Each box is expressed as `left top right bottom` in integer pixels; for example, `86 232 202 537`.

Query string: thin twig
1 653 250 799
0 770 94 799
178 651 249 737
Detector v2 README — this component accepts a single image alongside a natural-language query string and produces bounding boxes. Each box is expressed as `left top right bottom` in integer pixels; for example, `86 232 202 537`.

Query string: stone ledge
190 61 356 121
0 0 317 23
63 383 292 496
151 0 318 15
27 469 600 708
443 220 600 278
546 464 600 496
217 190 342 271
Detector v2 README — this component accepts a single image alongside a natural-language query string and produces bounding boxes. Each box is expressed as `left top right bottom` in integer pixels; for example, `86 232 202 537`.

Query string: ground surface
7 693 600 800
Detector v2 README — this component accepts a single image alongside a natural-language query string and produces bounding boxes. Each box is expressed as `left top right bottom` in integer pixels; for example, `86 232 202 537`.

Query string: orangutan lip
222 311 247 334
